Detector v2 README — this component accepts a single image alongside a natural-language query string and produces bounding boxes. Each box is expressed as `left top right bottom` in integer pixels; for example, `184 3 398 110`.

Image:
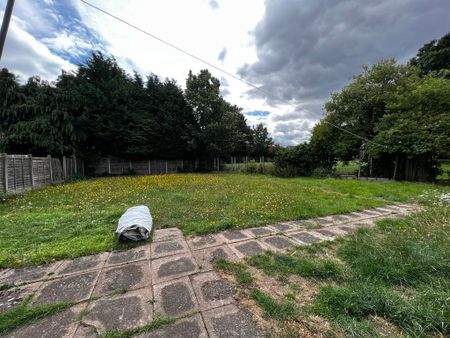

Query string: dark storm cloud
240 0 450 144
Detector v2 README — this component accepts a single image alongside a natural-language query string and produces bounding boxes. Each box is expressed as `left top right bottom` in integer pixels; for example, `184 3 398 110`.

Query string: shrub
274 143 316 177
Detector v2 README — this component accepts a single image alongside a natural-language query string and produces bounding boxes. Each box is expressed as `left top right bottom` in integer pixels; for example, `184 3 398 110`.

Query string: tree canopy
0 52 271 168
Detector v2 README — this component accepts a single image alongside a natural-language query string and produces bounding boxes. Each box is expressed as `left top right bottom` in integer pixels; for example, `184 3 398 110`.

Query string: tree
411 32 450 75
185 69 252 157
251 123 273 157
368 74 450 181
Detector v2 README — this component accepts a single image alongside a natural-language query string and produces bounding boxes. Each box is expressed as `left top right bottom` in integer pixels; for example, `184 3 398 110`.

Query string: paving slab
331 215 352 223
191 271 235 310
288 231 323 244
152 253 199 284
229 240 268 258
260 235 296 251
314 228 340 238
153 277 198 318
151 238 189 259
0 262 61 285
137 314 208 338
55 253 108 276
362 210 384 216
93 261 151 296
83 288 153 334
338 225 355 233
219 229 253 243
34 271 98 305
187 234 224 250
193 245 237 271
269 222 297 232
203 304 263 338
153 228 184 242
4 303 84 338
0 282 41 313
72 324 98 338
106 246 150 266
246 226 277 237
313 217 334 225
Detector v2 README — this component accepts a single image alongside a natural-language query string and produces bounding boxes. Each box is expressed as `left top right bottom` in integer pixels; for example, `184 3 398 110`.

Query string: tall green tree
411 32 450 75
251 123 273 157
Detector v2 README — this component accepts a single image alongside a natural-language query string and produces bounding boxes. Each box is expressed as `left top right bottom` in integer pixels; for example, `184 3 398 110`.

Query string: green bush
274 143 316 177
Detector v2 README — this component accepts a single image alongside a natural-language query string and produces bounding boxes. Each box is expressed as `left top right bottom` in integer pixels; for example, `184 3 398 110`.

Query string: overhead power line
79 0 379 146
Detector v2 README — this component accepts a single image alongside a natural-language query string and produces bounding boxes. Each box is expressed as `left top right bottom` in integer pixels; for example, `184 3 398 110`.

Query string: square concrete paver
137 314 208 338
152 253 199 284
246 226 276 237
193 245 237 271
34 271 99 305
219 230 252 243
261 236 296 251
0 282 41 313
4 304 84 338
229 240 267 258
288 231 322 244
153 228 184 242
191 271 235 310
187 234 224 250
153 277 199 318
314 217 334 225
331 215 351 223
93 261 151 296
106 245 150 266
83 288 153 334
338 225 354 233
151 238 189 259
0 262 61 285
203 304 262 338
55 253 108 276
269 222 297 232
314 229 339 238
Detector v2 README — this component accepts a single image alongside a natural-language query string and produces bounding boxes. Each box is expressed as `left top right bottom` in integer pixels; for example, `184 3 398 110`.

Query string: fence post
1 154 7 192
28 154 34 189
165 160 168 174
74 155 78 174
181 159 184 171
62 156 67 179
47 155 53 183
148 160 151 175
107 157 111 174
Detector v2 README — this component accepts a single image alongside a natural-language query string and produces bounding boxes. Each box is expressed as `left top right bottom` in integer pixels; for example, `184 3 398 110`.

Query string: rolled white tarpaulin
116 205 153 241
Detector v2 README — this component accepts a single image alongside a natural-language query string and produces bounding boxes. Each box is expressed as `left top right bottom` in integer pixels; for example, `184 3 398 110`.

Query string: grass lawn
216 203 450 337
0 173 444 267
334 160 360 175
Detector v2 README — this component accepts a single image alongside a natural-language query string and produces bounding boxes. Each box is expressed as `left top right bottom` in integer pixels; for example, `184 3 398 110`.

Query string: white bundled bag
116 206 153 241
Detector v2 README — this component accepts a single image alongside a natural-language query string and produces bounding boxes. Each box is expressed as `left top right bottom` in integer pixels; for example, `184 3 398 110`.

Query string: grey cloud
217 47 227 63
239 0 450 124
272 120 312 145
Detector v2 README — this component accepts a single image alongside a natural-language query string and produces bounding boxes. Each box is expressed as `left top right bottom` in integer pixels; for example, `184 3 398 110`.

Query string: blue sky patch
244 110 270 117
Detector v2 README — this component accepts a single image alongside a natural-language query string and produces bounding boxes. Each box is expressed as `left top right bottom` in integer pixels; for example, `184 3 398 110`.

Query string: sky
1 0 449 146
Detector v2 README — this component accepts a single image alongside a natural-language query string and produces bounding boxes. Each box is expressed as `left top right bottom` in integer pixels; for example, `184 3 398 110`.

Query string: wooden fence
0 154 82 194
93 157 215 175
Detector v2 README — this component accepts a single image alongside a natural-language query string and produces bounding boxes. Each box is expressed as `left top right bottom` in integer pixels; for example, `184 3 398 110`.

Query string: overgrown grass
250 289 298 321
213 259 253 285
0 297 71 335
229 204 450 337
0 172 442 267
248 251 343 280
